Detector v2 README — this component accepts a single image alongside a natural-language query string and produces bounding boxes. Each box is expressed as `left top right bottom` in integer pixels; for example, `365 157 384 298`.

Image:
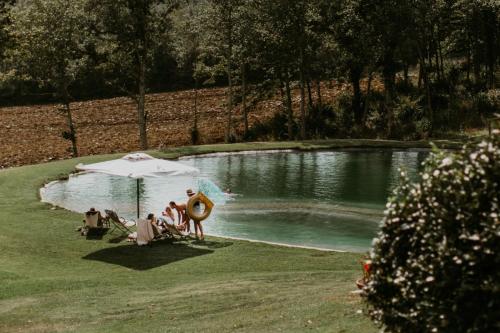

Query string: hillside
0 82 353 168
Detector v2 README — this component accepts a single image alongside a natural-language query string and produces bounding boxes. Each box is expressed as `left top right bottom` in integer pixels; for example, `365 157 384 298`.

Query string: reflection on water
41 150 427 251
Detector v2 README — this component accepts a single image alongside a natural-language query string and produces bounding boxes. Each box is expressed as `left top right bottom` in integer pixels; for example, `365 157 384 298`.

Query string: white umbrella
76 153 199 218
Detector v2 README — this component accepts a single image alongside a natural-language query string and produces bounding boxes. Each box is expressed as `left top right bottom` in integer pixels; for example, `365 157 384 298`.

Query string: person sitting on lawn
169 201 190 233
86 207 105 227
147 213 159 228
147 213 170 234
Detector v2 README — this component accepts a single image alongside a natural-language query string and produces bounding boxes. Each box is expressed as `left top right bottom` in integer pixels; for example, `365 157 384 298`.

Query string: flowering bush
364 131 500 332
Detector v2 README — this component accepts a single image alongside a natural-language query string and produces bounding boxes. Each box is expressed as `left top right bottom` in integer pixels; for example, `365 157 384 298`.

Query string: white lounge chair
105 209 135 235
81 211 108 236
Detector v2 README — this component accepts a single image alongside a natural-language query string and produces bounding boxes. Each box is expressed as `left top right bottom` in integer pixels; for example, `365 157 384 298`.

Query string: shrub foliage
364 132 500 332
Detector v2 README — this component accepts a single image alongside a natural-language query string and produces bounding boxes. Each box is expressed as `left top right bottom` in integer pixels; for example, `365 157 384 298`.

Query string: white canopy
76 153 200 219
76 153 199 179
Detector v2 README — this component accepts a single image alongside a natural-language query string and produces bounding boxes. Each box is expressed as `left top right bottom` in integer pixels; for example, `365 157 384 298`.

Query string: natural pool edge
34 139 457 252
157 138 461 161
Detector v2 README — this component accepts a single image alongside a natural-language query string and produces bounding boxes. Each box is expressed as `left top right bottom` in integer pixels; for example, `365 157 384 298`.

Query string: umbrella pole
136 178 140 219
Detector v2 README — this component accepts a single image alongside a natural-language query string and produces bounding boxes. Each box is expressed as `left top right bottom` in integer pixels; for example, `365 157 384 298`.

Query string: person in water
186 189 204 240
169 201 190 233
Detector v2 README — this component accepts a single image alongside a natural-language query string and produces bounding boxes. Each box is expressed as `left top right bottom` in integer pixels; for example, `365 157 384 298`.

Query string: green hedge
364 131 500 332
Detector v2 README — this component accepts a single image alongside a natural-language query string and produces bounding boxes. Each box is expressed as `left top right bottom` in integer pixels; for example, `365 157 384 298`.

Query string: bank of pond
41 149 429 252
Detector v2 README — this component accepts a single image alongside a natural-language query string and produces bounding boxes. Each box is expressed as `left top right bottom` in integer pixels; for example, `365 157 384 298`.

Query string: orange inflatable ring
187 192 214 221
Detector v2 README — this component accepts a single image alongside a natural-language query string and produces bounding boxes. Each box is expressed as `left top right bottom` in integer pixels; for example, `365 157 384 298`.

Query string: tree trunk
417 45 434 135
350 67 363 124
466 35 471 81
225 62 233 143
279 75 285 105
438 39 445 79
382 52 396 138
315 80 322 106
192 78 199 144
306 79 313 109
363 71 374 124
137 56 148 150
427 42 433 76
432 26 441 81
62 91 78 157
223 12 234 144
299 47 306 140
473 47 481 86
284 74 293 140
241 62 248 139
194 81 198 129
403 63 409 84
434 45 441 81
418 63 423 89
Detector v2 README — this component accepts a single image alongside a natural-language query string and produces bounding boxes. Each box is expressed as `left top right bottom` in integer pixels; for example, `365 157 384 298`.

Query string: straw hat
186 189 195 196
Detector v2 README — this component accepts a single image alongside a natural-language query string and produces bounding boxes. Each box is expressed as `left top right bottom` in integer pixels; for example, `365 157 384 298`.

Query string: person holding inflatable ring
186 188 204 240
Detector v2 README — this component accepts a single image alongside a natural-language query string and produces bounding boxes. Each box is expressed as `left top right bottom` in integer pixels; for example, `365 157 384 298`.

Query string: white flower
469 234 480 241
441 157 453 167
453 256 463 264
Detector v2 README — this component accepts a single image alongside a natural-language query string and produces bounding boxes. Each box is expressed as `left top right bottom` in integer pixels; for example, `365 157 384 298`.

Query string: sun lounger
154 216 190 240
136 218 154 246
105 209 135 235
163 222 190 240
150 222 173 241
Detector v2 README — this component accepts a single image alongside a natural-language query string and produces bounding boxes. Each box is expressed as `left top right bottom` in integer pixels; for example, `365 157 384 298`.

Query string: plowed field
0 81 359 168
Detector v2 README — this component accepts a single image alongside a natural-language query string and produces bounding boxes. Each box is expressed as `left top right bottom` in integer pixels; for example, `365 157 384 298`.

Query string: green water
41 150 428 251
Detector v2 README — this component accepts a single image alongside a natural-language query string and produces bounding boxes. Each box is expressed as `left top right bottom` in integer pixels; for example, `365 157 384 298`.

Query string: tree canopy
1 0 498 144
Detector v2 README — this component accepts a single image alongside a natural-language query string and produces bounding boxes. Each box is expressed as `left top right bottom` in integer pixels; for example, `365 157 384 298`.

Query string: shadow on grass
108 234 128 243
85 228 109 240
82 242 213 270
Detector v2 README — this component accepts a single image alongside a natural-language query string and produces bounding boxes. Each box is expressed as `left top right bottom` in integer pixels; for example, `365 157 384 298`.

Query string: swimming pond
41 150 428 251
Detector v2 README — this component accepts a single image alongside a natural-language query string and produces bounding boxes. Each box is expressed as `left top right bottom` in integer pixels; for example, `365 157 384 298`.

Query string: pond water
41 150 428 252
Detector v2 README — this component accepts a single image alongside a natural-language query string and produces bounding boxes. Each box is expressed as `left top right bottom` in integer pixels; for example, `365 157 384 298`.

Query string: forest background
0 0 498 167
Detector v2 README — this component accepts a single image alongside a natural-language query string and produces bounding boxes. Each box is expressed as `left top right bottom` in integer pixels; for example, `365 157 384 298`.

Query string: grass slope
0 148 377 333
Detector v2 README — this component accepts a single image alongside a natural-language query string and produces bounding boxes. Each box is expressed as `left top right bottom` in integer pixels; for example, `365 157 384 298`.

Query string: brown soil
0 81 377 168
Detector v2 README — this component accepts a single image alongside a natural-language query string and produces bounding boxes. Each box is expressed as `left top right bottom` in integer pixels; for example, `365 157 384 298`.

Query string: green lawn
0 145 378 333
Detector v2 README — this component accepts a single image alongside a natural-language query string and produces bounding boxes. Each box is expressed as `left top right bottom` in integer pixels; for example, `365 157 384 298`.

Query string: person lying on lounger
186 188 204 240
155 212 189 233
161 206 175 224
